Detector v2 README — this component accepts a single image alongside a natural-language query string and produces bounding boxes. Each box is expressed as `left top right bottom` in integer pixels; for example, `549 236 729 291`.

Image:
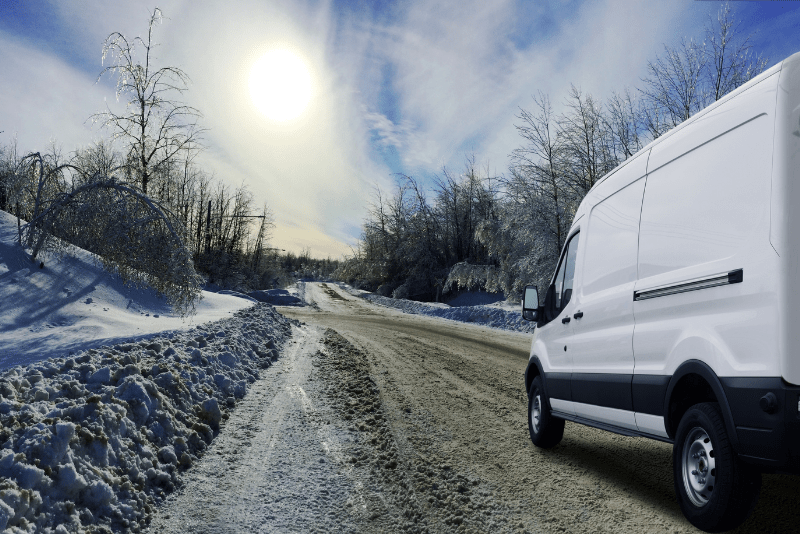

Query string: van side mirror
522 285 539 322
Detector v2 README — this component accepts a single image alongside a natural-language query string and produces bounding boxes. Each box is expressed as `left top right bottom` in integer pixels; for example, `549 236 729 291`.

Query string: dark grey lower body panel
543 372 669 416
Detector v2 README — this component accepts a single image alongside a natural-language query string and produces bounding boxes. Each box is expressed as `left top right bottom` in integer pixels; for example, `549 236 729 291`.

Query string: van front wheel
528 376 564 448
673 402 761 532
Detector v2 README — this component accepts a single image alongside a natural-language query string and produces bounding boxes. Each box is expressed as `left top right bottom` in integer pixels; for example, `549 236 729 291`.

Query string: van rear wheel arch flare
665 360 738 450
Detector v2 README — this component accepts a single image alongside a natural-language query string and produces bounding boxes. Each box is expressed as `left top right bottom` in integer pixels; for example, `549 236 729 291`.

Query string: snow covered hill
0 209 253 368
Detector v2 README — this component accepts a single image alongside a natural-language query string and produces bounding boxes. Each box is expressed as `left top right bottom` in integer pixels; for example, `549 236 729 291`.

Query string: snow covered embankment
336 284 535 333
0 303 295 533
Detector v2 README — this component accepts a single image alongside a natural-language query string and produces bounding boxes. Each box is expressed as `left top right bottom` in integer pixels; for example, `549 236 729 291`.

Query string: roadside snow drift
0 303 296 533
335 284 535 333
0 209 252 368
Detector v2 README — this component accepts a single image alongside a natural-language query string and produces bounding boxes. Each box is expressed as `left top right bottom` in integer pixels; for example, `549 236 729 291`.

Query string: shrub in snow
0 303 295 533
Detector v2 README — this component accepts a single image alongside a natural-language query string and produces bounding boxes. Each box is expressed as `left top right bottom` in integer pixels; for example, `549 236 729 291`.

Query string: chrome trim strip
634 269 743 302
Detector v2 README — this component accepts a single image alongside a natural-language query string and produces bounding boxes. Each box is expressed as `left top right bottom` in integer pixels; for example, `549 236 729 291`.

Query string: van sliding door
568 170 647 431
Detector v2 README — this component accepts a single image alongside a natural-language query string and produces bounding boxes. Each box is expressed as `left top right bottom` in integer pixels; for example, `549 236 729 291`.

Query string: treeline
0 138 340 292
335 158 496 300
336 3 768 302
0 140 287 297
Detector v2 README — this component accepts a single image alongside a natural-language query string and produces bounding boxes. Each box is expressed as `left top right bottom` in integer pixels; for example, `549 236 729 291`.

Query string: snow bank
0 303 296 533
335 283 534 333
0 209 252 368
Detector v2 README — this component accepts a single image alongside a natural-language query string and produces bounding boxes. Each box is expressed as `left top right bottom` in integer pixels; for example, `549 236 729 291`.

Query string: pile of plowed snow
335 283 534 333
0 209 253 368
0 304 295 533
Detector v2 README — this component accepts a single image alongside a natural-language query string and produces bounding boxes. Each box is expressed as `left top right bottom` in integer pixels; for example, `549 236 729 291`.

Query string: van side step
551 411 674 445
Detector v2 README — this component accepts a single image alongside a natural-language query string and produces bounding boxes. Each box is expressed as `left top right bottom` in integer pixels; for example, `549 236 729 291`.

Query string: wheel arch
664 359 739 450
525 356 545 398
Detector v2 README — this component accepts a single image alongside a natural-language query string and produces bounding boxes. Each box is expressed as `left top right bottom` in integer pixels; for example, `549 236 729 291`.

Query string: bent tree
13 152 202 315
94 8 204 195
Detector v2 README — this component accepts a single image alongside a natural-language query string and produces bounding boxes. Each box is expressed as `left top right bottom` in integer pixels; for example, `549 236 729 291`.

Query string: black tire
673 402 761 532
527 375 564 448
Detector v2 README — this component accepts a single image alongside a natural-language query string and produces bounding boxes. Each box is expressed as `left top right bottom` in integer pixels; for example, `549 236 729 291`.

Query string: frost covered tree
94 8 204 195
446 2 768 302
703 2 768 103
8 151 203 315
0 139 22 212
334 164 497 301
640 2 767 137
558 86 617 197
640 37 706 134
605 88 644 161
444 100 573 301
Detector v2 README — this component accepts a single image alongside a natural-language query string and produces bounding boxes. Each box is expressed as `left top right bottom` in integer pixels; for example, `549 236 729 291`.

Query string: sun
249 49 313 122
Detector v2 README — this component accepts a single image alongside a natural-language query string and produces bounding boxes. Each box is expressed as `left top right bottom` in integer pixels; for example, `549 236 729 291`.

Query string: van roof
586 50 798 194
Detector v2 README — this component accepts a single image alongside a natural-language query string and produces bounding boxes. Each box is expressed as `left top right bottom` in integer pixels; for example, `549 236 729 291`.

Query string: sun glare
249 49 313 123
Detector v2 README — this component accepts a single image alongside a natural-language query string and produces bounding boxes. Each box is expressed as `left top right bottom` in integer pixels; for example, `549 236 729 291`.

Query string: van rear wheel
673 402 761 532
528 376 564 448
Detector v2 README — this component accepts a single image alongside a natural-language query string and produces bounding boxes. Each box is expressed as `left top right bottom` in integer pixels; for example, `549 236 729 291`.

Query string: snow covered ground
333 283 535 333
0 210 254 368
0 209 297 532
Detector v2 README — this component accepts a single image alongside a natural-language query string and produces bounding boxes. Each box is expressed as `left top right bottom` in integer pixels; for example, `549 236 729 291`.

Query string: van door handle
562 317 571 324
573 311 583 319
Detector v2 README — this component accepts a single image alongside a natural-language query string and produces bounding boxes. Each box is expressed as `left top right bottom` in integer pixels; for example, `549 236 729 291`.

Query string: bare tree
640 37 706 132
72 140 123 187
94 8 204 195
559 85 616 197
509 92 570 254
605 88 644 160
640 3 767 136
704 2 768 104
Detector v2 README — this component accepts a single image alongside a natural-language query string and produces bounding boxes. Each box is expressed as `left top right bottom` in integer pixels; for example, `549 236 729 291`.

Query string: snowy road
148 282 800 533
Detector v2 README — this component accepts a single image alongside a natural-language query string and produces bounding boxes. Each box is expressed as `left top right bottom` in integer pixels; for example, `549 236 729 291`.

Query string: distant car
521 51 800 532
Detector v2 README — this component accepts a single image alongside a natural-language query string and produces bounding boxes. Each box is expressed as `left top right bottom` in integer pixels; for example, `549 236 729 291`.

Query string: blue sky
1 0 799 257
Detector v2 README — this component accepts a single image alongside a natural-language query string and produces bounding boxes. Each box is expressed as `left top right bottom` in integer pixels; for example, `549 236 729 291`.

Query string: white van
521 50 800 532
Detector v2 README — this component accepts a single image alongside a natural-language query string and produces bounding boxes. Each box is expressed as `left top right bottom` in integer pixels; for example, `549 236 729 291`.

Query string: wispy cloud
352 0 691 179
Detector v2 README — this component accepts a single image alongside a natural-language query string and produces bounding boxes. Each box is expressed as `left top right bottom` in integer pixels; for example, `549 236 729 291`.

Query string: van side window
553 233 580 312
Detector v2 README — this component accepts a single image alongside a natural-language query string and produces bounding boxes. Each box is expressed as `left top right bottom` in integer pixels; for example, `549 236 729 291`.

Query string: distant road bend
148 282 800 533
